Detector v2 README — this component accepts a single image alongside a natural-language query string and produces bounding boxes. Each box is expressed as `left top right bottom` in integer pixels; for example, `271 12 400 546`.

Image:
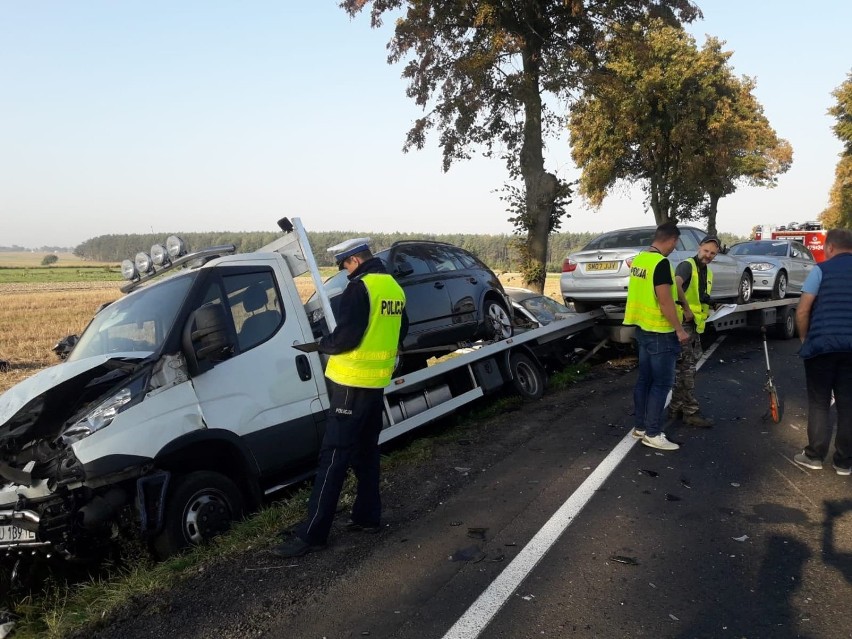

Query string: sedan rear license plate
0 524 36 543
585 261 619 272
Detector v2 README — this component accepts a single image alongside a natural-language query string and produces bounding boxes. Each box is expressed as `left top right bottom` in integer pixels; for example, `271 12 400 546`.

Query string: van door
188 266 324 477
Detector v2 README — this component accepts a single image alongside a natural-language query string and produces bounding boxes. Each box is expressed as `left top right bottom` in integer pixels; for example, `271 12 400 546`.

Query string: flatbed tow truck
0 218 601 566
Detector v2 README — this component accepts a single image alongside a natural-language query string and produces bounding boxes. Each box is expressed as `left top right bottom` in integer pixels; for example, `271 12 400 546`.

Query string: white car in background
560 225 753 312
727 239 816 299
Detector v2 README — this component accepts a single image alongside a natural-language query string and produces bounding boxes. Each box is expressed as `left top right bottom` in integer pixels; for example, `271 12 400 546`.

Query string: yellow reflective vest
325 273 406 389
683 258 713 334
623 251 681 333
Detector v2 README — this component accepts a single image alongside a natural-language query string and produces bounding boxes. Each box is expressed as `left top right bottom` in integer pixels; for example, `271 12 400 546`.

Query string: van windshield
68 274 197 362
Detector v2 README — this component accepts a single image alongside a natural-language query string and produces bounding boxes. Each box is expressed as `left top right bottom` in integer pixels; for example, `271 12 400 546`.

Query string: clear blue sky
1 1 849 248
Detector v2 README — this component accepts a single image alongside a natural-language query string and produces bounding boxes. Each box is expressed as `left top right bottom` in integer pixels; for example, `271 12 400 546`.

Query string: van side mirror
183 304 233 375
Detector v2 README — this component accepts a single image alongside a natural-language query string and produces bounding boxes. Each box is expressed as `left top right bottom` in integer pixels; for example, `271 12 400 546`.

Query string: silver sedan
560 225 753 312
727 240 817 299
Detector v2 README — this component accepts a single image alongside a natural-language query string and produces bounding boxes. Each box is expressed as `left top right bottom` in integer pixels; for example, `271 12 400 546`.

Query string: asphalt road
85 329 852 639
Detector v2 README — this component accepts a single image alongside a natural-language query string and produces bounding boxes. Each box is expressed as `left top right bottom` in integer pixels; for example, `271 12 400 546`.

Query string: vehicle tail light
625 256 636 268
562 258 578 273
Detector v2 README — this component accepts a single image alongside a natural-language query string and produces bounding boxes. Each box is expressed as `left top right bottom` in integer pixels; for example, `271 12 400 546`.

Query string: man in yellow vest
669 235 719 427
274 238 408 557
624 222 690 451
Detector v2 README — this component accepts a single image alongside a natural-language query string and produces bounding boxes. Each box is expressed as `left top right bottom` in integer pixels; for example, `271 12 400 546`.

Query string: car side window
201 270 283 353
679 230 699 251
390 247 431 278
423 245 465 272
450 247 479 270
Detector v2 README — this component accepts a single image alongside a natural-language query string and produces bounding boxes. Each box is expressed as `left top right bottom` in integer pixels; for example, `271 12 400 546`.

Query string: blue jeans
633 328 681 437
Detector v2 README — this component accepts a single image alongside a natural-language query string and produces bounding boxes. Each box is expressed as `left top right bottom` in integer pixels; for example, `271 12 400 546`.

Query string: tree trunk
706 194 720 236
519 47 554 294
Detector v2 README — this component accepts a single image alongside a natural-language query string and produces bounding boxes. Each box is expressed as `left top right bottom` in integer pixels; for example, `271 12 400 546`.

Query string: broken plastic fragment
733 535 749 542
467 527 488 540
669 614 679 621
609 555 639 566
665 493 681 502
450 545 487 562
454 467 471 473
639 469 659 477
731 482 741 487
680 477 692 489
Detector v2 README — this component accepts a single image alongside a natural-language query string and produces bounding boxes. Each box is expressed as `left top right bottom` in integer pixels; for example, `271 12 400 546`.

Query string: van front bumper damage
0 448 165 560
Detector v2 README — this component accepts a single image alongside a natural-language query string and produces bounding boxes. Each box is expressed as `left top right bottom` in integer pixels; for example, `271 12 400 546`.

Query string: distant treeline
74 231 601 272
73 229 747 272
1 245 73 253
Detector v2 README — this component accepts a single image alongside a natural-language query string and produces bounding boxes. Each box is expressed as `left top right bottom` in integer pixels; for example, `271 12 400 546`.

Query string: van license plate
0 524 36 543
585 261 619 272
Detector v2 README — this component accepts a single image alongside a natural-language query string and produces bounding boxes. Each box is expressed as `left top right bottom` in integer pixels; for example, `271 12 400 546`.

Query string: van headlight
60 379 145 445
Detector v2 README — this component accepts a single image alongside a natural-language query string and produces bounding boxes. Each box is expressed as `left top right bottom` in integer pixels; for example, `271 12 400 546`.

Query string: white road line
441 333 725 639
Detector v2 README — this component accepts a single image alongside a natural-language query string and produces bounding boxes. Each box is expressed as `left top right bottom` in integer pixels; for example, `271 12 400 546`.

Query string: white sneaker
642 433 680 451
632 428 646 439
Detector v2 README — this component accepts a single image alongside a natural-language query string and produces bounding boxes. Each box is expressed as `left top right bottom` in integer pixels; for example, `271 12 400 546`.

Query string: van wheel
483 299 513 341
737 271 753 304
771 271 788 300
152 471 244 559
509 352 545 400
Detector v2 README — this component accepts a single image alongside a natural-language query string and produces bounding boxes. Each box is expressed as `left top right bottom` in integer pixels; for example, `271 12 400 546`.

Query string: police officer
624 222 689 451
669 235 719 428
273 238 408 557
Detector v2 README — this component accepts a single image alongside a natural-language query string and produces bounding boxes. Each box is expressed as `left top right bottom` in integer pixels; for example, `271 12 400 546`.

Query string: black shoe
271 537 325 558
343 519 381 534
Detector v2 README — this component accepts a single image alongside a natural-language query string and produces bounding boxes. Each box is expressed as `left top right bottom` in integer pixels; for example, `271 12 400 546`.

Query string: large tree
341 0 699 292
694 72 792 235
821 71 852 229
569 20 789 230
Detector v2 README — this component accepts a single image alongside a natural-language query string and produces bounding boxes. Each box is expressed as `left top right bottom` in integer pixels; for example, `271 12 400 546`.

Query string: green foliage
341 0 700 293
822 71 852 228
569 19 790 230
548 363 590 391
40 254 58 266
0 266 123 283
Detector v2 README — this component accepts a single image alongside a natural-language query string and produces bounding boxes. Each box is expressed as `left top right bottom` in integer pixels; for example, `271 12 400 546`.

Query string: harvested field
0 273 563 394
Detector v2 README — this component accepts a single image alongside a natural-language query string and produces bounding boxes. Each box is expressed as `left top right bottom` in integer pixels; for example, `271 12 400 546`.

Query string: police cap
328 238 372 269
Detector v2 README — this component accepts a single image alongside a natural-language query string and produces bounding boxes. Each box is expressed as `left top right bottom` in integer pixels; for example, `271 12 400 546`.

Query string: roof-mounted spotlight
121 259 138 281
151 243 170 267
134 252 154 276
166 235 187 259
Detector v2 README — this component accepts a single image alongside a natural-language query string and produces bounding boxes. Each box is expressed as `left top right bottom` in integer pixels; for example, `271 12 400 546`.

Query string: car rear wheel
771 271 788 300
737 271 753 304
483 299 513 341
152 471 244 559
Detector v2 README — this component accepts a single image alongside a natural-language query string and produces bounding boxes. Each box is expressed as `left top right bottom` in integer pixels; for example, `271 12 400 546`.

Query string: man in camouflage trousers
669 235 720 428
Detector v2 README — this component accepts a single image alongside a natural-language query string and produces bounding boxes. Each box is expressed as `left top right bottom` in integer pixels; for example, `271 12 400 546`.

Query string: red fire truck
752 221 828 262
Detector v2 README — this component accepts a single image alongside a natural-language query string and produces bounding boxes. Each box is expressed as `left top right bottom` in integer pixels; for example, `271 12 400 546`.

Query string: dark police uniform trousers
298 379 384 546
